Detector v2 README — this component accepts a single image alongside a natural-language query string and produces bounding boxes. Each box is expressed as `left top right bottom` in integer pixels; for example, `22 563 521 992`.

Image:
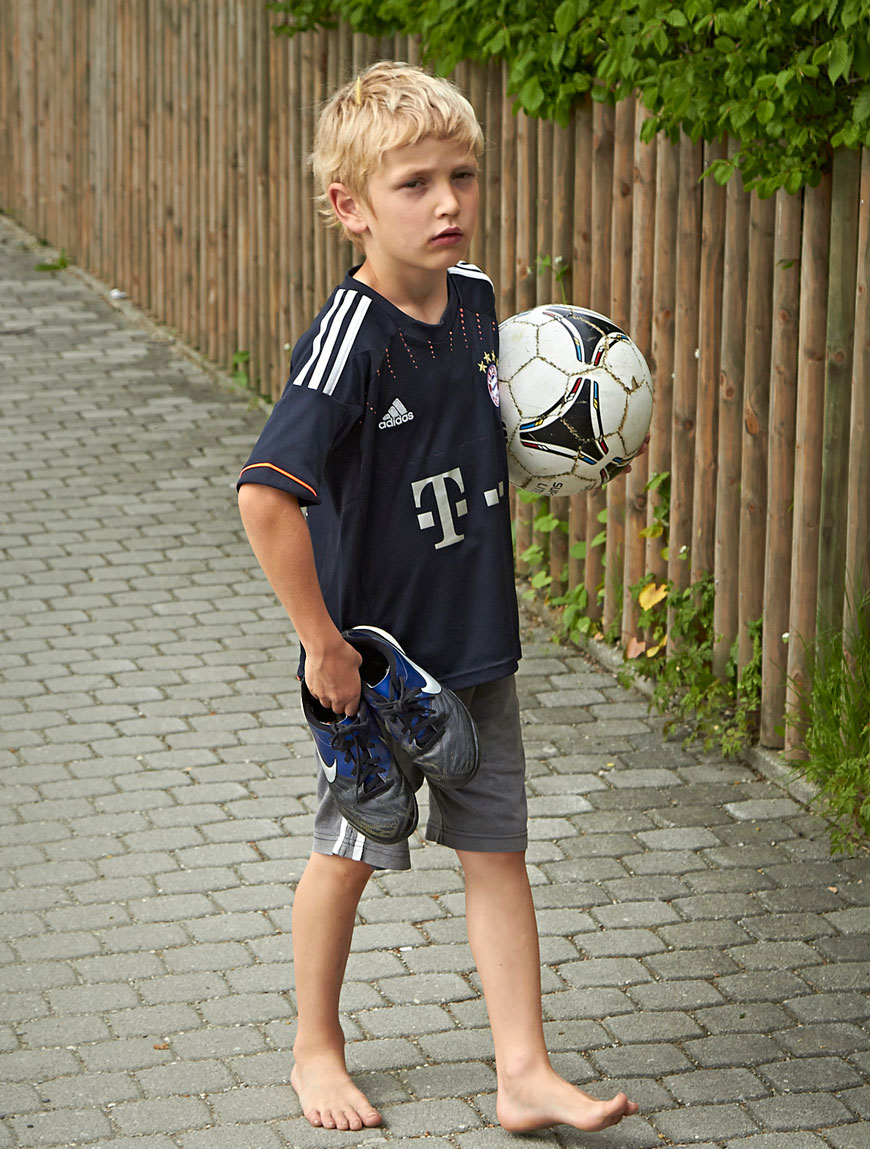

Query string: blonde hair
312 61 484 245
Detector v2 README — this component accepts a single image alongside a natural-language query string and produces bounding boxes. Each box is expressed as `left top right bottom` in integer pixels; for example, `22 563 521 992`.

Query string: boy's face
341 136 480 284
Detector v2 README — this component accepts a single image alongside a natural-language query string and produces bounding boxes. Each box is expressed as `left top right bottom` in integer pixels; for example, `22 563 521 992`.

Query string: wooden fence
1 0 867 752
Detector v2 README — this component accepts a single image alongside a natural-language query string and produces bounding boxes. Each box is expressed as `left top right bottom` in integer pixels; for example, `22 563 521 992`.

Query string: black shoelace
331 714 389 797
375 680 446 750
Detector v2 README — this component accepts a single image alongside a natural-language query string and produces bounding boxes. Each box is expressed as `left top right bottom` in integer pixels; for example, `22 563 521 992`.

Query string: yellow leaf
638 582 668 611
646 635 667 657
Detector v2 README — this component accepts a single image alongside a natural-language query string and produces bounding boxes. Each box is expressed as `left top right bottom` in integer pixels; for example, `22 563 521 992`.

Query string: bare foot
290 1051 382 1131
497 1063 639 1133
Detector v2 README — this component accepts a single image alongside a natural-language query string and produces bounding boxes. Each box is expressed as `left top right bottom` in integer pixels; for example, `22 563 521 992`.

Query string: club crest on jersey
479 352 499 407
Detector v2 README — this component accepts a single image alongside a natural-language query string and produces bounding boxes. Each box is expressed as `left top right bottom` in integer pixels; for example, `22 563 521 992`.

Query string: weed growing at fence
35 249 71 272
231 349 251 386
625 572 763 757
785 587 870 855
518 469 763 757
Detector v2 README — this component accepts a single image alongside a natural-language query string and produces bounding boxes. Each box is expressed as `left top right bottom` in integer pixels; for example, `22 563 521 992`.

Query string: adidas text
379 399 415 429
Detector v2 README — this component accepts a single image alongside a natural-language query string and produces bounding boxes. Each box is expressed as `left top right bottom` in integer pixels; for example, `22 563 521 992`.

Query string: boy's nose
437 183 460 215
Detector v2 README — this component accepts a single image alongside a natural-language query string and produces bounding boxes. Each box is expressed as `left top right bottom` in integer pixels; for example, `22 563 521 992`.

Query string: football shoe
342 625 480 790
301 680 418 845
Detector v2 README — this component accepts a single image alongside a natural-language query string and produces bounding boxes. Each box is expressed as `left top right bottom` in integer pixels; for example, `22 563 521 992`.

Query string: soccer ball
498 304 654 496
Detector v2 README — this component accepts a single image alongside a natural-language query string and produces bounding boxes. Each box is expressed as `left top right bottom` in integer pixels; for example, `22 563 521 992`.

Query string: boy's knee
307 850 374 890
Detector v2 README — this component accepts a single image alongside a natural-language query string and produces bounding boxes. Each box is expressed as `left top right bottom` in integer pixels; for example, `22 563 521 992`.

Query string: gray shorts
312 675 527 870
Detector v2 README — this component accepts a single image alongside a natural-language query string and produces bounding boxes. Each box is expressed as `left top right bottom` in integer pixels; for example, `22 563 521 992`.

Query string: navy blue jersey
238 263 520 689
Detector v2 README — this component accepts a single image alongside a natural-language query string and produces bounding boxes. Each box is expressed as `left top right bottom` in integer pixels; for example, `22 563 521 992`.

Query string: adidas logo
379 398 415 429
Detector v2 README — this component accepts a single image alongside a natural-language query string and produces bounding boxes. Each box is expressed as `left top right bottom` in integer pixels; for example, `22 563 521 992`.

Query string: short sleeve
237 286 377 504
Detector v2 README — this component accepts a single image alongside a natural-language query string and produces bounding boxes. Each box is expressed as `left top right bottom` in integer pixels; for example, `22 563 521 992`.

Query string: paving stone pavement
1 216 869 1149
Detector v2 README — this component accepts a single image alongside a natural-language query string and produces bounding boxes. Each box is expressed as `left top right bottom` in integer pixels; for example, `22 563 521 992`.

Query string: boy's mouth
431 228 464 246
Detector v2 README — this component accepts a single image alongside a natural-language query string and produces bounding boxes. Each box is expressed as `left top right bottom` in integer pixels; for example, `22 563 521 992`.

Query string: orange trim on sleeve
238 463 317 499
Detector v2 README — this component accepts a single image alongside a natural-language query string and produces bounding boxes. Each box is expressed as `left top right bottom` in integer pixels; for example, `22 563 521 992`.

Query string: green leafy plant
535 253 570 303
271 0 870 195
785 587 870 855
231 349 251 386
626 571 763 756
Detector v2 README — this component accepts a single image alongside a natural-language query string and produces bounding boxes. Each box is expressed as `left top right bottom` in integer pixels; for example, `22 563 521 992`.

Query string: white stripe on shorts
333 817 366 861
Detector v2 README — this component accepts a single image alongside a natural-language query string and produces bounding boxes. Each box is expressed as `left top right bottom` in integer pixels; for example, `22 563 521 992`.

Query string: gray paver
1 215 869 1148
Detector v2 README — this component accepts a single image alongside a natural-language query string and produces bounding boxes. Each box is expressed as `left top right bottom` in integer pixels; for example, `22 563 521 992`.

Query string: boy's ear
328 183 369 238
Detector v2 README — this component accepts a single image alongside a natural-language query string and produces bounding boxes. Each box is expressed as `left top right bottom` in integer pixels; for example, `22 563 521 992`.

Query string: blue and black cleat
301 680 418 845
343 625 480 790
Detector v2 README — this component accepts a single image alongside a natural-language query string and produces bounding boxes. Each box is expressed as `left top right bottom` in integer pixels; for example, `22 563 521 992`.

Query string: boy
237 61 638 1136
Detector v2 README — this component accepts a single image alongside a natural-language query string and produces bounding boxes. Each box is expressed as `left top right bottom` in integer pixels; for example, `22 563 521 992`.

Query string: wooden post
760 187 802 746
34 0 50 243
225 0 239 369
531 115 554 589
646 136 679 590
604 97 634 632
271 10 288 397
213 0 228 365
57 0 74 254
286 31 303 353
786 173 832 755
300 27 316 334
667 134 702 637
584 100 614 623
483 61 502 296
469 62 487 272
844 147 870 635
150 0 166 323
513 107 537 575
0 4 9 212
692 139 726 588
311 27 328 316
255 7 271 395
549 117 575 599
738 192 776 672
622 101 655 647
817 147 862 632
568 98 593 593
178 0 192 340
498 62 517 321
712 141 750 678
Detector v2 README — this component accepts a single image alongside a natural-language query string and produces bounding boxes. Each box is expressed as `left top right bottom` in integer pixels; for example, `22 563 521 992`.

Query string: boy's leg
290 851 382 1131
457 848 639 1134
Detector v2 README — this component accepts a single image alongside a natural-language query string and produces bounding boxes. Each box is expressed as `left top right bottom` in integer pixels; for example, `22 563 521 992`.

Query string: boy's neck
353 261 449 326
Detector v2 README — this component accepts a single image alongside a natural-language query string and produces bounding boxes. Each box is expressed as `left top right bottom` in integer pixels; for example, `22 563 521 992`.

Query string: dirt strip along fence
1 0 867 753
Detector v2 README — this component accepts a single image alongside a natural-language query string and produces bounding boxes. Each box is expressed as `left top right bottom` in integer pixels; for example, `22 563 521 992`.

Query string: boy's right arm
237 484 362 716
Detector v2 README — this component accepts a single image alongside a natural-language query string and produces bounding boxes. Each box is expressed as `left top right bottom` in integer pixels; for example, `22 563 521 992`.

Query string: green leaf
519 76 545 113
569 540 587 560
757 100 775 125
534 512 561 533
828 38 853 83
711 158 734 185
775 68 794 92
855 85 870 123
554 0 577 39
